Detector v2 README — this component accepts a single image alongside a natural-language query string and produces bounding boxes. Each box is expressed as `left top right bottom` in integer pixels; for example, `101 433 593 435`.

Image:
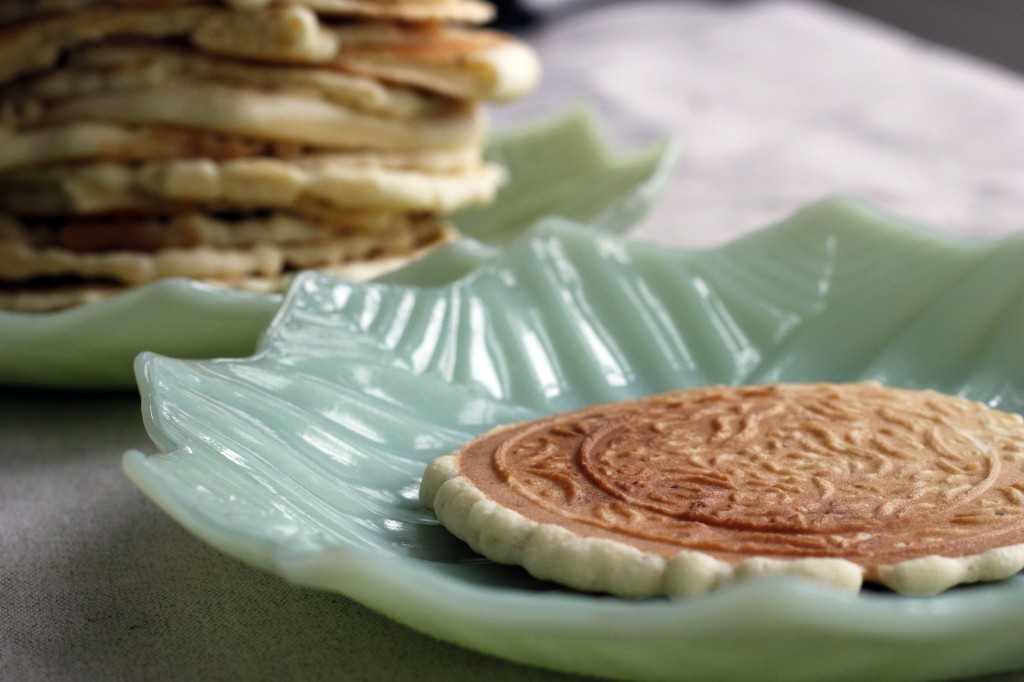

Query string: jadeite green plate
0 108 676 389
126 197 1024 682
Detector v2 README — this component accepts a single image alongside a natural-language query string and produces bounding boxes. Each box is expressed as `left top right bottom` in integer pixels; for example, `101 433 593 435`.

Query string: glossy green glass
0 108 676 388
128 197 1024 682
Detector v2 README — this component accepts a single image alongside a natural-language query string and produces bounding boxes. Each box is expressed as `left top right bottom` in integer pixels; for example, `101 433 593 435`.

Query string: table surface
4 1 1024 680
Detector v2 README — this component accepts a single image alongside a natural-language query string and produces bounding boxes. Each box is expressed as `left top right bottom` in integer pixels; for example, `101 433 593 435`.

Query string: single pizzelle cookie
420 383 1024 598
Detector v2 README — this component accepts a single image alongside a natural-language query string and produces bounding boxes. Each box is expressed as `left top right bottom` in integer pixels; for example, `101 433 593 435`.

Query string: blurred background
483 0 1024 247
492 0 1024 74
810 0 1023 74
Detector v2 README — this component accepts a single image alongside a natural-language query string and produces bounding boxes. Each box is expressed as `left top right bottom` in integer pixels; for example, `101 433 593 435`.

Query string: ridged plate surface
128 198 1024 681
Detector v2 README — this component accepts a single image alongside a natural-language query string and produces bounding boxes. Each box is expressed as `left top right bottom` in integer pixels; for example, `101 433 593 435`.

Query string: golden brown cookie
420 383 1024 597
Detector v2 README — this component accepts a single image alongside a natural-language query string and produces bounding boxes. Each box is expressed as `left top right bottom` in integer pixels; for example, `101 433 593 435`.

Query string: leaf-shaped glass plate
126 197 1024 682
0 108 676 389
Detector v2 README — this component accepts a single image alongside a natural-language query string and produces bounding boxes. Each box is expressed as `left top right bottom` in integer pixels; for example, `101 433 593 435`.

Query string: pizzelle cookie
420 382 1024 598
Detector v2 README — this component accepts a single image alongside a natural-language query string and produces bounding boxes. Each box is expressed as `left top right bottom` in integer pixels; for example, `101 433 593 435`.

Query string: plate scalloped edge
0 106 678 389
126 196 1024 682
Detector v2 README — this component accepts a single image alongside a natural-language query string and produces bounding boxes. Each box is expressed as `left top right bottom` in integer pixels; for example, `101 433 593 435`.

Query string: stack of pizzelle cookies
0 0 539 311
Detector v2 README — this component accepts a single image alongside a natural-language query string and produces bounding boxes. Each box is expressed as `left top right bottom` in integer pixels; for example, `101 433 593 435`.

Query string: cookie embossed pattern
422 383 1024 598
